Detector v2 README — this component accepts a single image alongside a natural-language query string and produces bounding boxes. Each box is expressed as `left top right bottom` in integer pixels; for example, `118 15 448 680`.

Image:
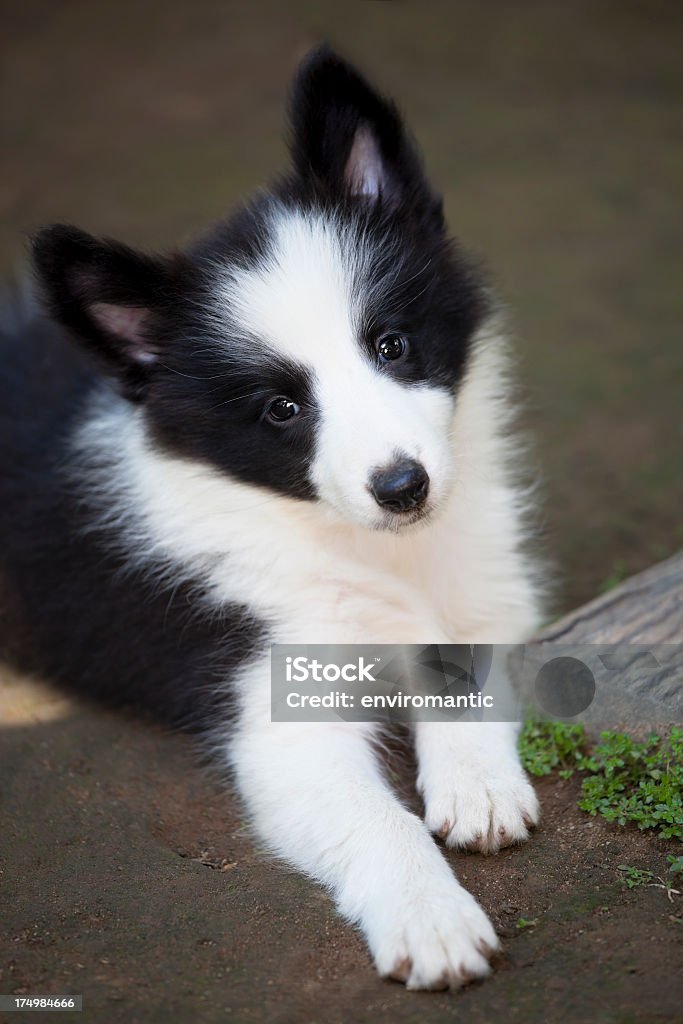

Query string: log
508 553 683 734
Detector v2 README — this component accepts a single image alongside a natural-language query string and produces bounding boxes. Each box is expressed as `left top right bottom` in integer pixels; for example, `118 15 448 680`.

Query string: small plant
617 865 680 900
518 718 588 778
578 728 682 841
520 720 683 842
599 560 629 593
668 854 683 875
618 865 654 889
516 917 539 930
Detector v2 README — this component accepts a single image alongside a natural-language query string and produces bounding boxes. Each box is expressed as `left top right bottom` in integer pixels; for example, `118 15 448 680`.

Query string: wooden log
539 553 683 645
508 554 683 734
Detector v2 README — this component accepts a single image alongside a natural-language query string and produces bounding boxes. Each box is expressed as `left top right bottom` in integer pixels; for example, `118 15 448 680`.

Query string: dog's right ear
31 225 182 397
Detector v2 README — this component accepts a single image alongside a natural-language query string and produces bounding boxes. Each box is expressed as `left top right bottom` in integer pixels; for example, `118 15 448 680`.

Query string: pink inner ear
88 302 155 363
344 125 385 199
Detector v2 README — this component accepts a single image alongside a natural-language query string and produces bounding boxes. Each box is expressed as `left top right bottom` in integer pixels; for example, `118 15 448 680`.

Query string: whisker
379 257 433 304
158 362 234 382
388 275 435 318
208 389 270 412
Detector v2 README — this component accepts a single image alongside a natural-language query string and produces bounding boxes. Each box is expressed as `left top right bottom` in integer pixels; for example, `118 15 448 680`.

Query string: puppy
0 46 541 989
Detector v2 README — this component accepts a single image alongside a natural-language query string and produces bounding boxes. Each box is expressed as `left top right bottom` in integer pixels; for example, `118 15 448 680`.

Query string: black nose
370 459 430 513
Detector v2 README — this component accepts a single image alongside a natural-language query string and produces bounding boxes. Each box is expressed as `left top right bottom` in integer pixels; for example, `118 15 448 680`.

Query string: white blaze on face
220 207 454 528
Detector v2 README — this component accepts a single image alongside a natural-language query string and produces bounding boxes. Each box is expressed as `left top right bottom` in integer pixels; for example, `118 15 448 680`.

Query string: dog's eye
266 396 301 423
376 334 407 364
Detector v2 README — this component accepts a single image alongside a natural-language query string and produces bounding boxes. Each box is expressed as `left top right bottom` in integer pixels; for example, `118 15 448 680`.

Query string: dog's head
32 46 488 531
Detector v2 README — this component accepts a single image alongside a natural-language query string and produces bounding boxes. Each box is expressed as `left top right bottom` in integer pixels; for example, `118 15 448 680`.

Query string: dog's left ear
289 45 442 217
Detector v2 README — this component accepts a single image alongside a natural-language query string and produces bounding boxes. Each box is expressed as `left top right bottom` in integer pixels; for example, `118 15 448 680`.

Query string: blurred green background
2 0 681 614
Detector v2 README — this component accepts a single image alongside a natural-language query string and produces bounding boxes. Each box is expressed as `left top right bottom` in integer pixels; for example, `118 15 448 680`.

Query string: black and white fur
0 48 542 989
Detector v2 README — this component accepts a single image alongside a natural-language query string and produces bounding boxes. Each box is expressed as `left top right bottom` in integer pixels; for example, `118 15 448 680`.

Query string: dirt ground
2 698 681 1024
1 2 682 1022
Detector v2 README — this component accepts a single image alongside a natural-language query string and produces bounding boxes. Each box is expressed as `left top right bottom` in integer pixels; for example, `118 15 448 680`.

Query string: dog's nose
369 459 430 512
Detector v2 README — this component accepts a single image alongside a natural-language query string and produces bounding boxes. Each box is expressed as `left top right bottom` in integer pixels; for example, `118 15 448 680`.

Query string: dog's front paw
369 878 500 990
421 761 540 854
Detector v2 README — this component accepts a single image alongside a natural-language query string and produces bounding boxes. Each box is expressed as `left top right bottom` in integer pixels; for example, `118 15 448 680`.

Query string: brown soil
2 706 681 1023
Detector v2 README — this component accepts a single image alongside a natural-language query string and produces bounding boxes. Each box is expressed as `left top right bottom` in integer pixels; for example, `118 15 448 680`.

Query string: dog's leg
415 720 540 854
227 662 499 990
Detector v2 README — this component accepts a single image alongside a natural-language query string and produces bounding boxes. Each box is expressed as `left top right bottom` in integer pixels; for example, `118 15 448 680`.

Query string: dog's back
0 296 89 665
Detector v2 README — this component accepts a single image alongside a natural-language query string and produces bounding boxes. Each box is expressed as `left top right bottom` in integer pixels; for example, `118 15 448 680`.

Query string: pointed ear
31 225 180 393
288 45 440 214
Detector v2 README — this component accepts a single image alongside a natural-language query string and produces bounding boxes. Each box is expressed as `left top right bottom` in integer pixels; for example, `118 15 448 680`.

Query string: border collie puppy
0 47 541 990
